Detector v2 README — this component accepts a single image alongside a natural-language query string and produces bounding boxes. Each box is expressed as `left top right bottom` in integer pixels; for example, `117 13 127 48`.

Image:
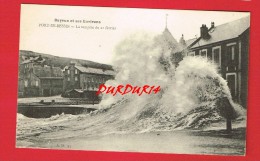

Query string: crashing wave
17 33 246 140
95 33 245 133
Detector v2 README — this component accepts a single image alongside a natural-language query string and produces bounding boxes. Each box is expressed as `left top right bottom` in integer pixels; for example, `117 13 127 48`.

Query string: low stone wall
17 105 97 118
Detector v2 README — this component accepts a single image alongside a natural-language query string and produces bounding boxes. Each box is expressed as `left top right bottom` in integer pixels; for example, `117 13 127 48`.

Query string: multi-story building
184 16 250 108
19 55 63 97
62 62 115 98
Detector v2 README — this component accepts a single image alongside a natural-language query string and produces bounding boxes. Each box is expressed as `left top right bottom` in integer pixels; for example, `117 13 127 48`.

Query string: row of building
18 55 115 99
18 15 249 107
164 15 249 108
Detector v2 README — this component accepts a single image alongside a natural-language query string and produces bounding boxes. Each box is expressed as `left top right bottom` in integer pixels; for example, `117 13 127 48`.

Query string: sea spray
161 56 231 114
17 32 246 142
98 32 244 130
100 32 171 110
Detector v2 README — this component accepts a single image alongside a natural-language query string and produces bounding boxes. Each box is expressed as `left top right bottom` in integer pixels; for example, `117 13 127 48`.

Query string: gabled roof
74 65 115 76
191 16 250 48
155 28 183 53
164 28 184 53
162 28 180 48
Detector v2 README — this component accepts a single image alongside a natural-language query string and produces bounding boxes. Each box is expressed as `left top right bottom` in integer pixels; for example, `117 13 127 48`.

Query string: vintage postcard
17 4 249 155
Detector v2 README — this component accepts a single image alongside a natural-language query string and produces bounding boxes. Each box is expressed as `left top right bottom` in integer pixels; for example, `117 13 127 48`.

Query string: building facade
19 56 63 97
63 62 115 98
184 16 249 108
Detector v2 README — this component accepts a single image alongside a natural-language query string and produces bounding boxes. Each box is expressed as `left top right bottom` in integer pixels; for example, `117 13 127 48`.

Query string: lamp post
216 97 236 134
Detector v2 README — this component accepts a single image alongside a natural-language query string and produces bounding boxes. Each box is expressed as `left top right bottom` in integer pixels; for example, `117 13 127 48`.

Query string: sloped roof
191 16 250 48
176 37 198 52
186 38 197 47
75 65 115 76
33 65 63 78
155 28 183 53
163 28 179 47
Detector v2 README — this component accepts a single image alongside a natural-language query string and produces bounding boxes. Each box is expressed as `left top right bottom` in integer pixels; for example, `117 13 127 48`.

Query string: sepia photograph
16 4 250 156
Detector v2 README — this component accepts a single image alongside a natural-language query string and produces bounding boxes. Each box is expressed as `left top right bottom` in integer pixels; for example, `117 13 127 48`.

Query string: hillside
19 50 113 70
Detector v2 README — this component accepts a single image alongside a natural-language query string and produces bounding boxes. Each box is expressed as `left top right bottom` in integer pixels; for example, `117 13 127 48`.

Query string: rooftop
74 65 115 76
191 16 250 48
158 28 183 53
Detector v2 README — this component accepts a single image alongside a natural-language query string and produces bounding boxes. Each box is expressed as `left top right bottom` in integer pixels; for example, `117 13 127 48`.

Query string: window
75 69 78 74
231 47 235 60
36 80 39 87
227 42 237 61
227 45 236 61
68 77 70 81
24 80 28 87
212 46 221 67
199 49 207 58
68 70 70 74
75 77 78 81
188 51 195 56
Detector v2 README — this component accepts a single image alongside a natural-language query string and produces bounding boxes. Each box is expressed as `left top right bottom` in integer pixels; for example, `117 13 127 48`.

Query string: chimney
211 22 215 28
179 34 186 46
200 24 210 40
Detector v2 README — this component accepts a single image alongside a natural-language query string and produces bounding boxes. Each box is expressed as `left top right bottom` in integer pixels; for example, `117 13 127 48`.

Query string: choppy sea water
16 103 246 155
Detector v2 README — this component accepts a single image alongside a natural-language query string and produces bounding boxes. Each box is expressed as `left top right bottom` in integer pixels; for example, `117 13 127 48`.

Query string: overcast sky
20 4 250 64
